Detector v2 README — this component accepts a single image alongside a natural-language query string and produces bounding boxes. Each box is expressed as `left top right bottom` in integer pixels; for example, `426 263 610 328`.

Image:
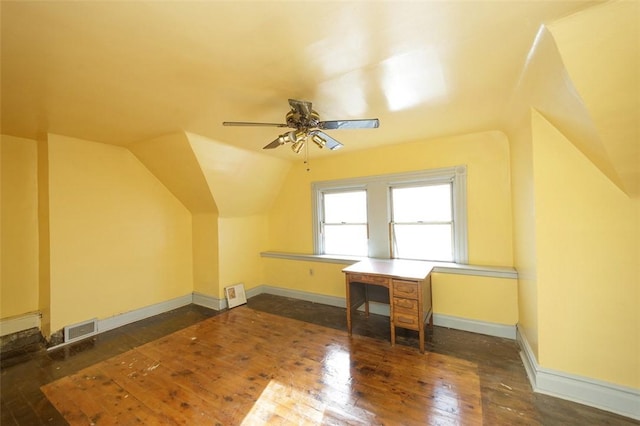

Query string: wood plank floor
41 306 483 425
2 293 638 425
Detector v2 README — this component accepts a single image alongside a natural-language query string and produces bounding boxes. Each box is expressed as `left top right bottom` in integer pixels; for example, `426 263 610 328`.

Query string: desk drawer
393 311 420 330
393 297 418 311
349 274 390 286
393 280 419 299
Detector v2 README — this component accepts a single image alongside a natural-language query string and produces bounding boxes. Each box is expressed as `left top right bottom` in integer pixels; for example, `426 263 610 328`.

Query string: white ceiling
2 0 636 196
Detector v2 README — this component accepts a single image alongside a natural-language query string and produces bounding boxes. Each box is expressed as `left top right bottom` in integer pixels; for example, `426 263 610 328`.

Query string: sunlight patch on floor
241 379 326 424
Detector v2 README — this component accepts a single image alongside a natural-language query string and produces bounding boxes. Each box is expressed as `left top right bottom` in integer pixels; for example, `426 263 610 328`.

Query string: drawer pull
395 283 416 293
393 282 418 299
396 316 415 325
394 298 417 310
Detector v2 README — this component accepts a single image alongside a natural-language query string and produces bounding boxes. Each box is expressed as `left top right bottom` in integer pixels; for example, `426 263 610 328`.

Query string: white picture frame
225 283 247 309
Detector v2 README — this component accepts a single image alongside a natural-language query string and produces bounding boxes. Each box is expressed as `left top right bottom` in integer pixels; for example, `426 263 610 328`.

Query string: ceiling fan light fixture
292 130 306 142
291 140 305 153
275 133 290 146
311 133 326 149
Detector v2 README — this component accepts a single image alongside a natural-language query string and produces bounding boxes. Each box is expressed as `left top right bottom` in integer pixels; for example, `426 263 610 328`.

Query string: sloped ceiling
129 132 290 216
548 0 640 196
187 132 291 217
1 1 637 195
128 132 218 214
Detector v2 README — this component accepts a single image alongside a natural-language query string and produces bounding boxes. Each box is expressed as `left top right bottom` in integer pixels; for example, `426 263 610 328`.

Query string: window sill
260 251 517 279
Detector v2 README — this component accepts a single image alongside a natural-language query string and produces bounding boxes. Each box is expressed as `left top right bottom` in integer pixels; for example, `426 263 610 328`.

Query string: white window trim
312 165 468 263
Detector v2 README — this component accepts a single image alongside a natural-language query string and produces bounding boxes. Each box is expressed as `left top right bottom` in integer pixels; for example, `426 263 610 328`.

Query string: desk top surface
342 259 434 280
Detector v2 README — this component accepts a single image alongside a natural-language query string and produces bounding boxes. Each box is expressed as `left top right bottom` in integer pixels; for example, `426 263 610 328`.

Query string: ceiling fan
222 99 379 153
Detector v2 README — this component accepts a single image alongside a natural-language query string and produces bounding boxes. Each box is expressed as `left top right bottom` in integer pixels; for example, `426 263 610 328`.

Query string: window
390 183 453 261
321 190 368 256
312 166 467 263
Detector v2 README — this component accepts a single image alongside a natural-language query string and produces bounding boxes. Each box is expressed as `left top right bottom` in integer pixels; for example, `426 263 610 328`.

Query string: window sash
390 222 454 261
390 182 454 261
319 189 368 256
322 223 368 256
322 190 367 223
390 183 453 222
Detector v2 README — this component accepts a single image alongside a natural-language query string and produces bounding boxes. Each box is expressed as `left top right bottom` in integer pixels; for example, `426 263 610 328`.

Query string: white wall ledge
260 251 518 279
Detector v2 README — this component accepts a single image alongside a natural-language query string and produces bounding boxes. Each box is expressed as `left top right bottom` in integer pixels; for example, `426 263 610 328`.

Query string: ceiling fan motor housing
286 110 320 130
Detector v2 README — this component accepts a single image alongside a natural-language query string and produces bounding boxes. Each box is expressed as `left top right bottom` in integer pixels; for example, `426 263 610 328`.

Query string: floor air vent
64 318 98 343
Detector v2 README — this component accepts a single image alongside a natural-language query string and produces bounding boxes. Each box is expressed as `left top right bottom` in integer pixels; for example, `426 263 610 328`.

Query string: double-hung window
312 166 467 263
320 190 368 257
390 183 453 261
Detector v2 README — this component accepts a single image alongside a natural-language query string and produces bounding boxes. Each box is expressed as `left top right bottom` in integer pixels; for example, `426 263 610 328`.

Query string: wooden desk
343 259 434 353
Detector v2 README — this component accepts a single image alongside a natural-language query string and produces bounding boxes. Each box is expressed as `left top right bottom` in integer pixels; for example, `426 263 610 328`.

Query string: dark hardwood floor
1 294 637 425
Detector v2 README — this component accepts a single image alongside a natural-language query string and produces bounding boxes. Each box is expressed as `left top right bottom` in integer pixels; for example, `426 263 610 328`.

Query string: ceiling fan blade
312 130 343 151
263 136 284 149
223 121 288 127
318 118 380 130
288 99 313 116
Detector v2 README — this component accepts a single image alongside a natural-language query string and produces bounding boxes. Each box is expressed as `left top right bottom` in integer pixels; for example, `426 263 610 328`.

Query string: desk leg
364 286 369 317
346 277 352 336
390 324 396 347
389 286 395 347
419 325 425 353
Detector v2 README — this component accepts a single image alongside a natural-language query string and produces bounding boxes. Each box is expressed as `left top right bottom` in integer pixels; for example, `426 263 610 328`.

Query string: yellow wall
0 130 285 334
261 261 519 327
129 133 221 300
263 258 347 299
0 135 40 319
532 111 639 388
218 215 268 297
509 116 540 357
506 5 639 390
37 139 52 336
185 133 292 299
507 22 602 363
47 134 194 332
192 213 219 297
432 273 518 325
269 130 513 266
265 130 516 324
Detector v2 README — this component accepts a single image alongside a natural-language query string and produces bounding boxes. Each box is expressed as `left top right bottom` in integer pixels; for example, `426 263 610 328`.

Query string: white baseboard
254 285 514 340
433 313 516 339
252 285 347 309
193 291 225 310
0 312 41 337
254 285 390 317
517 326 640 421
48 294 194 351
98 294 193 333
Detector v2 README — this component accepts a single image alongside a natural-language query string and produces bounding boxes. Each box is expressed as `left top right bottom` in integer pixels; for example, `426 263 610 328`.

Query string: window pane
324 191 367 223
392 184 451 222
393 224 452 261
324 225 368 256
